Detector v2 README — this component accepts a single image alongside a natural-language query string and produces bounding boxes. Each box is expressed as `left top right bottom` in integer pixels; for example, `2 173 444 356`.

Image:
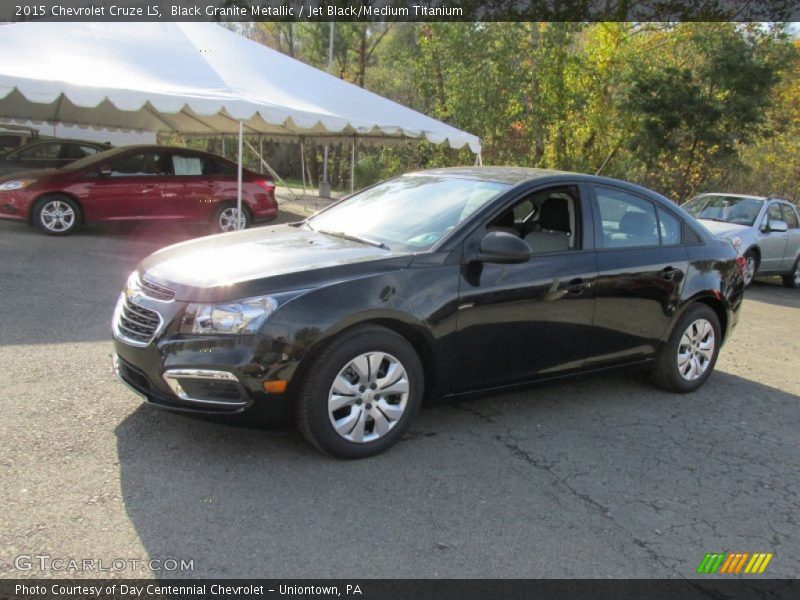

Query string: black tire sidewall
783 258 800 289
297 327 424 459
33 195 80 236
743 250 758 288
659 304 721 393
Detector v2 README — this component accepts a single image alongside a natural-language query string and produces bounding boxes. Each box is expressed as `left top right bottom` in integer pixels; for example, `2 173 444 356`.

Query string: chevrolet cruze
112 167 744 458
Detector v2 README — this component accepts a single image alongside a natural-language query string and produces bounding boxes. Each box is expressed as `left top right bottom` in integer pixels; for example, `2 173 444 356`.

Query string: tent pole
300 138 307 200
259 136 264 174
236 120 243 230
350 137 355 194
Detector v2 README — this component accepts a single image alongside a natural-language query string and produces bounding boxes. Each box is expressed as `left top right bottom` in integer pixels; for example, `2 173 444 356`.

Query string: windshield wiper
317 229 390 250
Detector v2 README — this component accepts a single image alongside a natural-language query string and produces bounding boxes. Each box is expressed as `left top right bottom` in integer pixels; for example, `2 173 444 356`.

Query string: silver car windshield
307 175 509 251
684 195 764 227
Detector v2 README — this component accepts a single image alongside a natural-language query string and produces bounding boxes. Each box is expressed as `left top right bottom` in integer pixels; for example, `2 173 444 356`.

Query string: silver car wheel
743 255 756 286
677 318 715 381
40 200 75 232
218 207 246 232
794 266 800 286
327 352 410 444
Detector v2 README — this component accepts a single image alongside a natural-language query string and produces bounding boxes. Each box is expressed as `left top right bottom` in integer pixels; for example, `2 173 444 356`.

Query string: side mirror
476 230 532 264
98 165 112 177
769 220 788 233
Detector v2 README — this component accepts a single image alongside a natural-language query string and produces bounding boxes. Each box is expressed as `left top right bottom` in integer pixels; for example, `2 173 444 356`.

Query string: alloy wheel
218 207 246 232
327 352 410 443
744 255 756 286
40 200 75 232
677 318 715 381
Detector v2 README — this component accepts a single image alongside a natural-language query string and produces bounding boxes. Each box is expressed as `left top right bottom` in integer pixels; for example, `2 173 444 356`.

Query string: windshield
683 195 764 226
307 175 509 251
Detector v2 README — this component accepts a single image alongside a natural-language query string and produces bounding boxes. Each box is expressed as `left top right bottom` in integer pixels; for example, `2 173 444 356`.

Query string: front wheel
742 250 758 288
652 304 721 393
213 203 252 233
782 258 800 289
33 195 81 236
295 325 424 458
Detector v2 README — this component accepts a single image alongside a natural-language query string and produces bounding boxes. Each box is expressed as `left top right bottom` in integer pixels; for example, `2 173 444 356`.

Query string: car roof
694 192 767 201
412 166 571 185
19 138 110 146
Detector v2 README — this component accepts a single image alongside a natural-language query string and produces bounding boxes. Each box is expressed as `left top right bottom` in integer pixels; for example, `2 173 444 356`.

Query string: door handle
661 266 678 281
566 278 589 295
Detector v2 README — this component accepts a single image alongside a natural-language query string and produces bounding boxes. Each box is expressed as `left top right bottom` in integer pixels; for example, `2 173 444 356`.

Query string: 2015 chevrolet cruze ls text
112 168 744 458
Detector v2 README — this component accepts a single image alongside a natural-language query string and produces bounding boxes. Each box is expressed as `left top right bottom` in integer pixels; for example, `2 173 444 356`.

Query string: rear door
588 185 689 364
166 152 221 221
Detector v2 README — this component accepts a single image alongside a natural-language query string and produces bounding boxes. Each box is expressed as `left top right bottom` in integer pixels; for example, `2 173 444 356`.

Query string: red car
0 145 277 235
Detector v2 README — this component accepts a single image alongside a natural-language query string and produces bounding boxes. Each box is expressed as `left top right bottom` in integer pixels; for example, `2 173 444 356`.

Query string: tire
742 249 758 288
782 258 800 289
32 195 81 236
295 325 424 459
213 202 252 233
652 304 721 393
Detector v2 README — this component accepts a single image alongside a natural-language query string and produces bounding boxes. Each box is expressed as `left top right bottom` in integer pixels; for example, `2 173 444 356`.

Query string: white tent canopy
0 21 481 154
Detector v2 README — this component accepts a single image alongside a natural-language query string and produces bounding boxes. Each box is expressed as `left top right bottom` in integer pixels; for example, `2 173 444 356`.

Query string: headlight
182 295 279 335
729 236 743 251
0 179 35 191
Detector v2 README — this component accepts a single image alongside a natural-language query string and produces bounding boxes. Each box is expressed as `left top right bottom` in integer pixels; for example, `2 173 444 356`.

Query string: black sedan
0 138 112 175
112 167 745 458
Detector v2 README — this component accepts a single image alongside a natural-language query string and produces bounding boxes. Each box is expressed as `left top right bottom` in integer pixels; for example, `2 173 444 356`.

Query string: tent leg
300 139 307 200
222 136 226 159
321 145 330 198
475 152 483 166
259 136 264 175
236 120 243 231
350 138 355 194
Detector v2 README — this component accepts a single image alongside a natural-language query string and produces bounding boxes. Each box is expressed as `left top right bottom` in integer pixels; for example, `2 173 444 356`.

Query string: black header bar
6 0 800 22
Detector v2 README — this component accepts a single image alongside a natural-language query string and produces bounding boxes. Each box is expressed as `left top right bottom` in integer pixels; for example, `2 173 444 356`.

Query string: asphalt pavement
1 215 798 579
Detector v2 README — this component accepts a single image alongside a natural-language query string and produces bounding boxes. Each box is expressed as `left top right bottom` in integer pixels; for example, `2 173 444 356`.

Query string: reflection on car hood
697 219 750 237
141 224 413 301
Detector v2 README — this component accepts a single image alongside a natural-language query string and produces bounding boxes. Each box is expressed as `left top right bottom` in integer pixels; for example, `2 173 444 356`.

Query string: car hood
140 224 414 302
0 167 60 182
697 219 750 238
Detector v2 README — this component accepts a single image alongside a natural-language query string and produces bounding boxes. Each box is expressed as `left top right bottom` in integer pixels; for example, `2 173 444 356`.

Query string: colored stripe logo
697 553 773 574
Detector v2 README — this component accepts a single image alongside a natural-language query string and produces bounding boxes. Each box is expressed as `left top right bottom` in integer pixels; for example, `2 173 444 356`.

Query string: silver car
683 193 800 288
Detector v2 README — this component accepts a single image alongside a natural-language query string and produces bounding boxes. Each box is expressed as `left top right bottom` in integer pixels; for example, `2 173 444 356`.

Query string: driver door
758 203 789 273
453 183 598 392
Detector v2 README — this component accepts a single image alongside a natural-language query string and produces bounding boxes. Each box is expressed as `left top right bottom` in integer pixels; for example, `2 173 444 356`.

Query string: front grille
115 297 161 345
140 278 175 302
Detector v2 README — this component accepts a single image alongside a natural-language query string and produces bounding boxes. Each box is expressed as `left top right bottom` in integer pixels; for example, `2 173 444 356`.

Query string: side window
172 154 204 176
658 207 682 245
80 145 100 157
213 158 237 175
18 142 61 159
766 203 784 228
780 204 799 229
107 151 171 177
594 187 659 248
59 143 91 160
513 199 535 223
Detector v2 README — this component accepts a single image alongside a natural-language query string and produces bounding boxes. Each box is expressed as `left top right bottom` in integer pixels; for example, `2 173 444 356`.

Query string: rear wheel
213 203 252 233
295 325 424 459
742 250 758 288
652 304 721 393
782 258 800 289
33 195 80 236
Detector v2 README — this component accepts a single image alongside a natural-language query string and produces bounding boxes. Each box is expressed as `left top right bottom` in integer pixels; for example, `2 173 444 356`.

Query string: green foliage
243 23 799 201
